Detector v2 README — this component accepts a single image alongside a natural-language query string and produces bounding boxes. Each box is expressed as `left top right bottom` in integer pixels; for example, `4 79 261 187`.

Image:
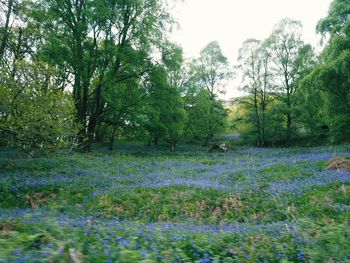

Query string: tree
160 42 187 151
237 39 272 146
317 0 350 38
300 0 350 143
0 0 15 60
100 77 145 151
191 41 233 98
316 0 350 142
297 73 328 140
183 41 231 145
162 88 187 151
0 0 78 156
302 51 350 142
0 61 77 156
143 66 186 151
184 88 227 145
31 0 173 151
0 1 38 66
266 18 315 143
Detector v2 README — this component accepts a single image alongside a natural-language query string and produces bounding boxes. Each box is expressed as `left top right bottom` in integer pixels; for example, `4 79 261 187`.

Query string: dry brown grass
24 192 57 208
326 157 350 172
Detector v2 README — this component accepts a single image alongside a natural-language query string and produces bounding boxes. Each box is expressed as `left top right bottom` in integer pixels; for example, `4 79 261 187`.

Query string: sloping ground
0 145 349 262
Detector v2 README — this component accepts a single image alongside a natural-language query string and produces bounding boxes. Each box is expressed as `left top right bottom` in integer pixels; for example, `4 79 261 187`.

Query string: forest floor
0 144 350 262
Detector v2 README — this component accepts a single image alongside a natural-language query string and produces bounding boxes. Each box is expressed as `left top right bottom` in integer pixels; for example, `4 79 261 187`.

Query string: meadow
0 144 349 262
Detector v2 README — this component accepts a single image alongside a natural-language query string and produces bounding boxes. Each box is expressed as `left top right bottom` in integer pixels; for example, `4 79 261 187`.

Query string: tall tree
266 18 315 143
144 65 186 150
31 0 172 151
0 61 77 156
0 0 15 60
100 77 144 150
0 1 36 65
184 88 227 145
317 0 350 38
303 0 350 142
184 41 231 144
160 42 187 150
237 39 272 146
191 41 233 98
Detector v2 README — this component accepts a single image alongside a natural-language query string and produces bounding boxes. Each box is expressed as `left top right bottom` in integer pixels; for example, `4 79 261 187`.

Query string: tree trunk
285 73 292 145
171 141 176 152
261 106 266 146
108 126 116 151
73 43 86 151
108 135 114 151
253 90 261 147
0 0 14 60
286 112 292 144
85 115 99 152
94 123 103 143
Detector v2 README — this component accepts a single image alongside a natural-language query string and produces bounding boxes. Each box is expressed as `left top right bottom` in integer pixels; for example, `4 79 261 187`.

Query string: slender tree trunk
171 140 176 152
73 36 87 150
94 122 102 143
253 90 261 146
261 101 266 146
109 139 114 151
0 0 14 60
84 79 104 151
286 111 292 144
286 86 292 145
108 127 116 151
284 72 292 145
85 113 101 152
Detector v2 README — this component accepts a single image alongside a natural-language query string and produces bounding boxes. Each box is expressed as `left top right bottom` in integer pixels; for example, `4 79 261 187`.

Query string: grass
0 144 350 262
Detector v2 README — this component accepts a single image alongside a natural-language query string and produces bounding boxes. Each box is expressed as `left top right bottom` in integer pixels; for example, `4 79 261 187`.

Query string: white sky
170 0 333 99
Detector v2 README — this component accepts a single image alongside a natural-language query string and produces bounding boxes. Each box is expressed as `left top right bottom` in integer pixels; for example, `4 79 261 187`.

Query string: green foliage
266 19 316 143
317 0 350 37
163 95 187 151
295 80 327 140
233 97 289 146
308 223 350 262
185 89 227 144
182 41 230 145
100 77 146 149
190 41 233 97
1 0 350 260
0 61 77 156
28 0 174 151
144 66 187 150
236 39 272 146
1 146 350 261
301 0 350 143
301 53 350 142
235 18 322 146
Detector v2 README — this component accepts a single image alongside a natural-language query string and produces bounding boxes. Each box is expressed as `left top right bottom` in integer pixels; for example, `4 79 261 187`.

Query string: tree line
0 0 230 155
233 0 350 146
0 0 349 155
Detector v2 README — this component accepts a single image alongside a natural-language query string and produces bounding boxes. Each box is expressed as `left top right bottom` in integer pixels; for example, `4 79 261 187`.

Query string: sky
169 0 333 99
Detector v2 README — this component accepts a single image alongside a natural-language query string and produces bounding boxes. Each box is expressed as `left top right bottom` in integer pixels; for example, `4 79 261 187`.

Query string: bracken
326 157 350 172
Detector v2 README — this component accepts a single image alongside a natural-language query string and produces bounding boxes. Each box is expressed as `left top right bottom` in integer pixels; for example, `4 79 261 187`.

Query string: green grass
0 145 349 262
